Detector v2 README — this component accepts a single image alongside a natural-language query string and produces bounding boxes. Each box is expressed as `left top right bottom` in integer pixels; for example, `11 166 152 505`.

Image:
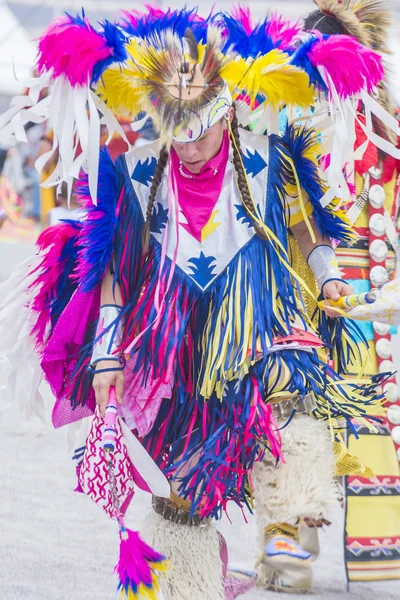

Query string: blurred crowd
0 113 157 232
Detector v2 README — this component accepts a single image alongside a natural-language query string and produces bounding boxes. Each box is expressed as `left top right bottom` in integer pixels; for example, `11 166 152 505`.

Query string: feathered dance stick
103 388 168 600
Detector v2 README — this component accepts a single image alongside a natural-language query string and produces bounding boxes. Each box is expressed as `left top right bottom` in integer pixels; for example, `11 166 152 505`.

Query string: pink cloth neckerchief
171 130 230 242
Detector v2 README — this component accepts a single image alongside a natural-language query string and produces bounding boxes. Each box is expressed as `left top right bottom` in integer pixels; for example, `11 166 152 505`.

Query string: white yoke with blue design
126 129 274 292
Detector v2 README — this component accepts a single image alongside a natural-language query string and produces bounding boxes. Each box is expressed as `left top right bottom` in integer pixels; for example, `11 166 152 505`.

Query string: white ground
1 240 399 600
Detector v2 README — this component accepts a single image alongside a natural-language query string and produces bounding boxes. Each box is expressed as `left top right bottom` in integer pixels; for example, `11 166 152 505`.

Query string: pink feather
231 5 253 35
121 4 166 28
115 529 167 591
29 223 78 347
266 12 302 49
37 16 113 86
309 35 384 98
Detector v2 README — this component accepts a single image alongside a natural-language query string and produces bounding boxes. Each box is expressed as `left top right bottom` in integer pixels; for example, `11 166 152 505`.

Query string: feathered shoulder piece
0 11 131 203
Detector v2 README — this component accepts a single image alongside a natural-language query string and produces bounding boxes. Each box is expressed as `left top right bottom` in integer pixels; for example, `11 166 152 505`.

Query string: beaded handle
326 290 378 309
102 388 128 538
103 386 118 453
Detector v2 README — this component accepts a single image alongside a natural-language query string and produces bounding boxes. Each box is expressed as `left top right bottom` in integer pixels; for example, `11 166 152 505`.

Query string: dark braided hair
141 145 169 255
230 107 268 240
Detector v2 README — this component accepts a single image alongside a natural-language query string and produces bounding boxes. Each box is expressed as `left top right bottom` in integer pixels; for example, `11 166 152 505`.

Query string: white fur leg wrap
141 512 224 600
253 414 340 529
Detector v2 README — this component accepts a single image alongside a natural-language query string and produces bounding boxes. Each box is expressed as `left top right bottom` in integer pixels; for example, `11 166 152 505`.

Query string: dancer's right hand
93 360 125 417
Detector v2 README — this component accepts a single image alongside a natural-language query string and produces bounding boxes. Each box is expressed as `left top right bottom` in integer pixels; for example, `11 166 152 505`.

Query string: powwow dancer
0 6 398 599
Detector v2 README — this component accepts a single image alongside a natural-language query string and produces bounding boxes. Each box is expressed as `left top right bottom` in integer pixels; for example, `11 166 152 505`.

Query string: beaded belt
271 392 317 421
152 495 210 528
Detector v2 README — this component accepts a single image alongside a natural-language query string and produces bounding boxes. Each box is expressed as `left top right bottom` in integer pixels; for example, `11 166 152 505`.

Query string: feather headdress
215 10 314 113
218 8 301 55
95 14 316 143
95 27 228 145
0 4 391 204
221 50 314 110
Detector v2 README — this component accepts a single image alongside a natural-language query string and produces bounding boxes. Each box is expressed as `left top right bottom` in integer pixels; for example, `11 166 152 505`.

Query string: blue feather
290 36 327 91
50 220 81 326
92 21 128 83
65 9 87 28
76 149 119 292
120 7 209 44
217 13 275 58
279 124 354 244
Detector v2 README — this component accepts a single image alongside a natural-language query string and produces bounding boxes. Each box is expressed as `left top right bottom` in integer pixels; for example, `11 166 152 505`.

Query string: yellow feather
122 559 169 600
95 63 145 117
221 50 315 109
197 41 206 64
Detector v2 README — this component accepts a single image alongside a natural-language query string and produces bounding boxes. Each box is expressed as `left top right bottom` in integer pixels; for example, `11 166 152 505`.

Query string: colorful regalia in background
305 0 400 583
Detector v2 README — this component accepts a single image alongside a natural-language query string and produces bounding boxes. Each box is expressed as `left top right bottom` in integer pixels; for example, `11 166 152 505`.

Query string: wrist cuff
307 245 341 290
91 304 123 366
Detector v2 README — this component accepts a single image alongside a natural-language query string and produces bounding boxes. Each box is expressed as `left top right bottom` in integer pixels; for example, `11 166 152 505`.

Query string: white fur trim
141 512 224 600
253 414 340 529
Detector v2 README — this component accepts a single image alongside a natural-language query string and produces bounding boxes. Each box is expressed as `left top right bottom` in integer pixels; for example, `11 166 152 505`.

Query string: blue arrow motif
242 149 267 178
150 202 168 234
131 156 157 187
235 203 262 227
235 204 253 227
187 252 217 289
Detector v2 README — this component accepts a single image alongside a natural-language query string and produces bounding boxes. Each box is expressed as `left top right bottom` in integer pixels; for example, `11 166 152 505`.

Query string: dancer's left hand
322 280 354 317
304 517 332 528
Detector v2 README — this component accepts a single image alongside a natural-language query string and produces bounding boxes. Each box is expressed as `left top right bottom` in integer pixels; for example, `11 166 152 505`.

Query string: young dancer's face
172 108 233 174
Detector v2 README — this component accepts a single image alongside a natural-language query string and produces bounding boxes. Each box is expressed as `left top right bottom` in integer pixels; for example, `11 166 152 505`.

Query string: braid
142 146 169 255
230 108 267 240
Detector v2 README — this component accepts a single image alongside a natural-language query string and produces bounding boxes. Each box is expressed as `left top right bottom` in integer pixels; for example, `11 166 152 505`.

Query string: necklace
179 161 195 179
179 161 219 179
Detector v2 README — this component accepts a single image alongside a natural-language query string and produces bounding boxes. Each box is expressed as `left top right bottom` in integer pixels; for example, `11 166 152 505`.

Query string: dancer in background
305 0 400 584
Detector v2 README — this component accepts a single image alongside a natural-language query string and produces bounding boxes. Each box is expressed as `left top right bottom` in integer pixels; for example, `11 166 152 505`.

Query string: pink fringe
37 16 113 86
309 35 384 98
194 378 282 519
